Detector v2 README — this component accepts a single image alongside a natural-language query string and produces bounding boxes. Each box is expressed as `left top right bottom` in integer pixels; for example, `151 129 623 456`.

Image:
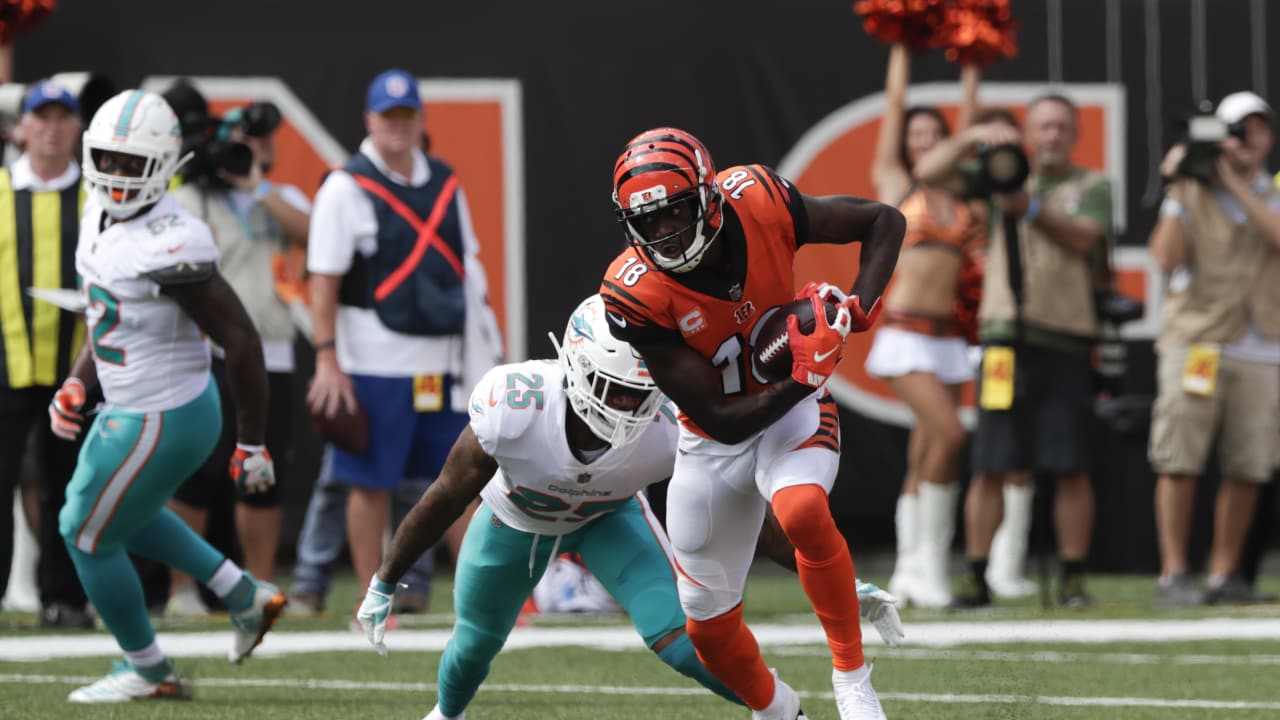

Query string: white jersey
76 193 219 412
469 360 679 536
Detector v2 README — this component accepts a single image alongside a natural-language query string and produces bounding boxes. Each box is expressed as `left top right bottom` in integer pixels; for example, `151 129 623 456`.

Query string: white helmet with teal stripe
82 89 187 219
549 294 664 448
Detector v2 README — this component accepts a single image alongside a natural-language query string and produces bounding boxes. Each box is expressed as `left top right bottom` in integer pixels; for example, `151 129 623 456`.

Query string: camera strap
1002 210 1025 346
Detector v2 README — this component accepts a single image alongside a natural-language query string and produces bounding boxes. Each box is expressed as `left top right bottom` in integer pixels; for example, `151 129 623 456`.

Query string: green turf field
4 570 1280 719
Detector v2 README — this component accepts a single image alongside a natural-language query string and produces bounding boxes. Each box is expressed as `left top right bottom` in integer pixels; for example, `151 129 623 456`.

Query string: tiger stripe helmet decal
612 127 723 273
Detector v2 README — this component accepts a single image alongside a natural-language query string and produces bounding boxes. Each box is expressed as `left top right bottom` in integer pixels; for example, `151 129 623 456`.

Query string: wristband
313 339 336 352
371 575 398 594
1159 197 1186 219
235 442 265 453
1023 196 1042 224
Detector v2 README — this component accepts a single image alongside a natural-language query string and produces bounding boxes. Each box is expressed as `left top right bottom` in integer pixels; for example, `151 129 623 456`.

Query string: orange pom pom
853 0 948 53
0 0 56 45
938 0 1020 67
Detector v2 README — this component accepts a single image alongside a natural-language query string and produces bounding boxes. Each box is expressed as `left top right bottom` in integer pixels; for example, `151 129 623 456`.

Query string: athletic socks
685 605 774 709
772 484 864 671
656 631 742 705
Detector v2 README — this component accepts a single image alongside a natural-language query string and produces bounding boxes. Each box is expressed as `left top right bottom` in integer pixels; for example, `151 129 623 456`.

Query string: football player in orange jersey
599 128 904 720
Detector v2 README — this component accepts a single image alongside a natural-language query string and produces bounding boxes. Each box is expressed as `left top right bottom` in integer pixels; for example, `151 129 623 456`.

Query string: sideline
4 617 1280 660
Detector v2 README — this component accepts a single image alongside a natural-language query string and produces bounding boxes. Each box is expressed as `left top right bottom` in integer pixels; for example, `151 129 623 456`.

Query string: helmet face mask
613 128 722 273
550 295 663 448
81 90 187 219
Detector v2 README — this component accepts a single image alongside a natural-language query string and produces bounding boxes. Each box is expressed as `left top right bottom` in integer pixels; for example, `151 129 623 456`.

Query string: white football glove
856 579 905 648
229 443 275 496
357 575 397 656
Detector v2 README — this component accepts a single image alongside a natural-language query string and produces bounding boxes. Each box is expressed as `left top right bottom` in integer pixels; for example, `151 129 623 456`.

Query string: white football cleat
833 664 887 720
229 580 288 663
751 669 808 720
424 705 464 720
68 660 189 703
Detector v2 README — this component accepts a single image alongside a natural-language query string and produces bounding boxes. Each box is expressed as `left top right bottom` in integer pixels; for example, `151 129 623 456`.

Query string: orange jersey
600 164 808 435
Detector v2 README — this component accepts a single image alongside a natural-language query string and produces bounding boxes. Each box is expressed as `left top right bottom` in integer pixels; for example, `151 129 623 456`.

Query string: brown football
309 401 369 455
753 297 840 383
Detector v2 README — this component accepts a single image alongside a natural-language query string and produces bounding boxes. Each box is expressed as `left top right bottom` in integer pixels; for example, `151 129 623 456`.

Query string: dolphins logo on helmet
549 294 664 448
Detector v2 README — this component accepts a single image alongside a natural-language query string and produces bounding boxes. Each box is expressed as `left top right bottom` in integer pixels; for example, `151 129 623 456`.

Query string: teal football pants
60 377 226 651
436 496 738 716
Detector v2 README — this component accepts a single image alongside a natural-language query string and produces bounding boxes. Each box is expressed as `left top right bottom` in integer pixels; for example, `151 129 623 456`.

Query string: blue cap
365 69 420 113
22 79 79 115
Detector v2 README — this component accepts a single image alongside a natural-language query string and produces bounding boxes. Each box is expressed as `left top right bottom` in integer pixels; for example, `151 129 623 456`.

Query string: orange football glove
48 378 86 441
843 294 882 334
229 443 276 496
796 282 882 335
787 294 850 388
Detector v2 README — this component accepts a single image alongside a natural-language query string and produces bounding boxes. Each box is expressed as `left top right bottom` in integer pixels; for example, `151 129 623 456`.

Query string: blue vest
339 152 466 336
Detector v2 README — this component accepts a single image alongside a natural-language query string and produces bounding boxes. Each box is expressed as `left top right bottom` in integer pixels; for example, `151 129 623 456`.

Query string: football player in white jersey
356 295 903 720
46 89 285 703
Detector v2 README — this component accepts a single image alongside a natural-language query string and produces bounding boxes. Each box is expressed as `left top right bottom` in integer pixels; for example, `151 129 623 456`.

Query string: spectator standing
168 88 311 592
918 92 1113 609
304 68 502 615
0 80 93 628
1148 91 1280 606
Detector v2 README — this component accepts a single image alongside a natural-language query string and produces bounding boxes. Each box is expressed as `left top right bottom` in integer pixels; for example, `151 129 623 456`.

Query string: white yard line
5 617 1280 661
1 672 1278 711
773 646 1280 666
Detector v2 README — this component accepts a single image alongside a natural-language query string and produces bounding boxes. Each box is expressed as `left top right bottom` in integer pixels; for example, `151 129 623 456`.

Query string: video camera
1175 112 1246 183
163 80 281 188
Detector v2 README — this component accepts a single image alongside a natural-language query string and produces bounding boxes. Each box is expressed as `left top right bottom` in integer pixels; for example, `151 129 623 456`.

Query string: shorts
666 391 840 620
864 326 974 384
971 343 1094 475
331 374 469 490
1148 346 1280 482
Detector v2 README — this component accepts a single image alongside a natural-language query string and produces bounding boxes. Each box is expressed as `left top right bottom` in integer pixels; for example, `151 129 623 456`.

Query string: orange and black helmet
612 127 723 273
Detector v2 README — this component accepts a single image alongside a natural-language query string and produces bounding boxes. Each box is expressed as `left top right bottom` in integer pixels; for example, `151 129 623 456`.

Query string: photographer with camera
917 93 1113 609
160 80 312 614
1148 91 1280 607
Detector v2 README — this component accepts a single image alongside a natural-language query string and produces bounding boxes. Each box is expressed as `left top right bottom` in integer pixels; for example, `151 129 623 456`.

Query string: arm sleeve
306 171 372 275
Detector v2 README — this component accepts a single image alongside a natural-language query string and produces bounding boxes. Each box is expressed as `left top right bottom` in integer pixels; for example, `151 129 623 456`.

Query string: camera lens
980 144 1030 193
243 102 281 137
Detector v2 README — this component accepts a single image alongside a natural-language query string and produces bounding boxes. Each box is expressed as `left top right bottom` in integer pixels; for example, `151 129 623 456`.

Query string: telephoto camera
163 80 281 187
1176 113 1246 183
977 142 1031 194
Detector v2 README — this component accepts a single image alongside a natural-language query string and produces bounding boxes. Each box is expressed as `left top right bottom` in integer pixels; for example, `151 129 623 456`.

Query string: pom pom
938 0 1020 67
853 0 948 54
0 0 56 45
